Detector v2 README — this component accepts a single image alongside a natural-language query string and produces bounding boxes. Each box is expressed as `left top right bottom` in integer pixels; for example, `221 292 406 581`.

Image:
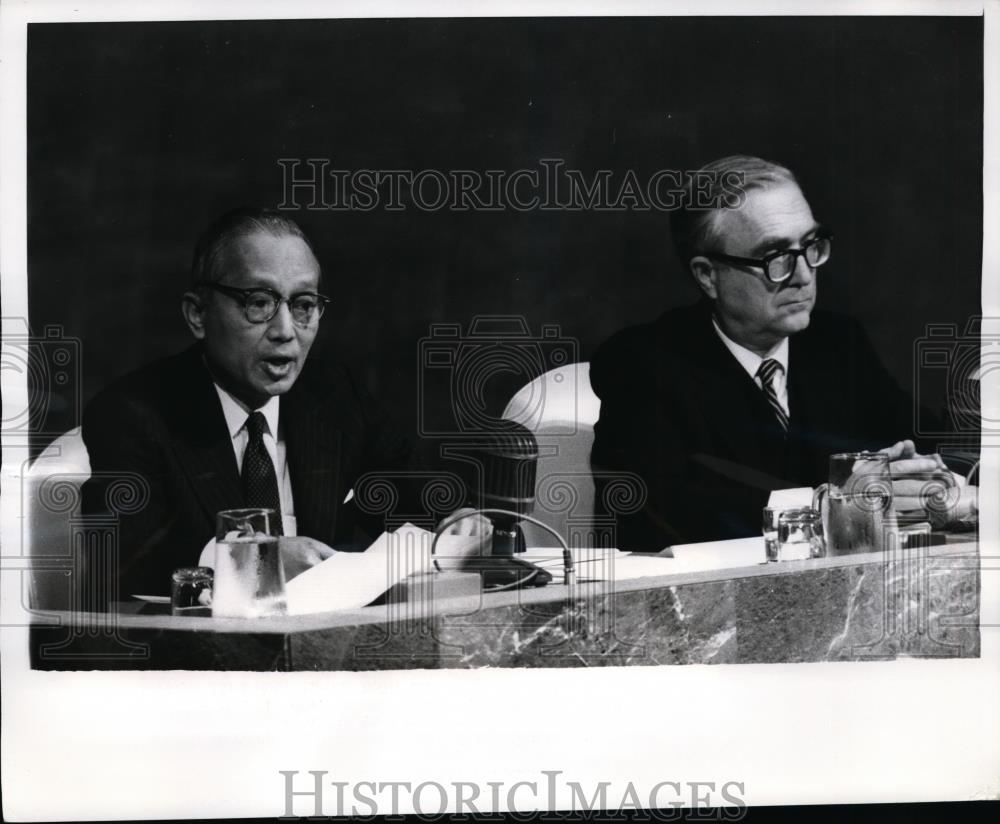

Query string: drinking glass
171 566 213 616
777 507 825 561
812 452 894 556
212 508 287 618
762 507 782 562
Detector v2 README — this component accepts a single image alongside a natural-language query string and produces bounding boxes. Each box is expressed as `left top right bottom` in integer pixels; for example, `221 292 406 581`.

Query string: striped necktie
756 359 789 432
242 411 283 535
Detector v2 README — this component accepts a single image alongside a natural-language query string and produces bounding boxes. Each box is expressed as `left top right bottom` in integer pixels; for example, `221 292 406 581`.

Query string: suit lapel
786 328 837 453
169 349 244 524
284 382 342 544
673 306 781 468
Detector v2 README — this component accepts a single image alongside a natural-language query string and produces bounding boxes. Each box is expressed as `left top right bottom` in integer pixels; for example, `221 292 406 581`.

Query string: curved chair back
23 430 92 611
502 363 601 547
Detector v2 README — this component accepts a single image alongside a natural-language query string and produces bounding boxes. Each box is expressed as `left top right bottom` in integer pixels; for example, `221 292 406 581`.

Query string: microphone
476 421 537 554
465 422 553 589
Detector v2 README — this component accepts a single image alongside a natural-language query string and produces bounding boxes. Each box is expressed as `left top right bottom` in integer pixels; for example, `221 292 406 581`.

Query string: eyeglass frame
698 233 833 284
196 282 331 326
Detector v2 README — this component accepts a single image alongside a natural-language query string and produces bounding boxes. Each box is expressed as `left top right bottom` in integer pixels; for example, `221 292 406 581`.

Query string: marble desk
28 539 980 671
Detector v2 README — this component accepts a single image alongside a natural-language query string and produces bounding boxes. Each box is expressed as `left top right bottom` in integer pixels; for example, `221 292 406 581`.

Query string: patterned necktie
242 411 283 535
756 359 789 432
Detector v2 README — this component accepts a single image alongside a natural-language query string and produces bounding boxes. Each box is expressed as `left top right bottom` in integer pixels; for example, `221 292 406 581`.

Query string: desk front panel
29 543 980 671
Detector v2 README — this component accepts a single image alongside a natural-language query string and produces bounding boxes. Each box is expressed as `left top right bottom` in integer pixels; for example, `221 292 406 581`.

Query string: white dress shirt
711 317 790 417
213 385 298 536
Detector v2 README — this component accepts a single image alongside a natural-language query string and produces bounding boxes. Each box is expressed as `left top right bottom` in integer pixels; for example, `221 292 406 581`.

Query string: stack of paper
285 524 484 615
521 535 767 583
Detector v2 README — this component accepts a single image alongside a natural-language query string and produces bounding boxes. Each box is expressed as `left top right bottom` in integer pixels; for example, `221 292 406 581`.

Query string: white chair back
23 430 92 610
502 363 601 547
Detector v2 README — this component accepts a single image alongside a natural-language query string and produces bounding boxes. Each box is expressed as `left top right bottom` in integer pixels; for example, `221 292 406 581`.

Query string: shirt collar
711 316 789 379
213 384 281 441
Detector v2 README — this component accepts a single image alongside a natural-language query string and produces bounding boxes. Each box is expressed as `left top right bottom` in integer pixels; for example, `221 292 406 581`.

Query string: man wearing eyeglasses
81 207 426 597
590 155 974 549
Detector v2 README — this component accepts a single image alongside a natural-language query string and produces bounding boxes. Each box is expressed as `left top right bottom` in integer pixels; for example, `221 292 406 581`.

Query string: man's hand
878 440 964 525
438 506 493 537
279 536 336 580
433 507 493 570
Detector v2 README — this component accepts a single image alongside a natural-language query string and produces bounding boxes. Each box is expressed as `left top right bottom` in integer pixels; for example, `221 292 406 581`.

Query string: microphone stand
431 508 577 591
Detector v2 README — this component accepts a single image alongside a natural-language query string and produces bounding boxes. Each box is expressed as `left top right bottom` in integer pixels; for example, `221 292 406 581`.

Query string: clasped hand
878 439 976 527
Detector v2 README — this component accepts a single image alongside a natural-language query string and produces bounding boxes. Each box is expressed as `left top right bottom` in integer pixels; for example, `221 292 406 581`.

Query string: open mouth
262 356 295 379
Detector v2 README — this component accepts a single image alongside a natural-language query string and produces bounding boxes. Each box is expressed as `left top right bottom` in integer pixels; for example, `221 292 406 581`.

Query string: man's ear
181 290 207 340
688 256 719 300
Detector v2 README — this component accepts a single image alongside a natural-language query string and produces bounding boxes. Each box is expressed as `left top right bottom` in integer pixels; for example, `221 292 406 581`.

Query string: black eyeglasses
700 234 833 283
199 283 330 327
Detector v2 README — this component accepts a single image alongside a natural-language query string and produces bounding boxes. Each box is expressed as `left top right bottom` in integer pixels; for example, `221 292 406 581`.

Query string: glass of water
212 508 287 618
777 507 825 561
171 566 213 616
762 507 782 562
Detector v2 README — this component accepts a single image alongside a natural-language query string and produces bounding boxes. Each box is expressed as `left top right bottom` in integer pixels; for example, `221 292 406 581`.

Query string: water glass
813 452 894 556
171 566 213 616
762 507 782 562
777 507 825 561
212 507 287 618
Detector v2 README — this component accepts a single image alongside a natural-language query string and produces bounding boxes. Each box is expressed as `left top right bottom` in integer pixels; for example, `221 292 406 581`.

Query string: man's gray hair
190 207 318 287
669 155 798 267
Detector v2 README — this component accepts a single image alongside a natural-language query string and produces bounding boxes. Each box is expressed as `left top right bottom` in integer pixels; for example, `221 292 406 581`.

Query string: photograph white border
2 1 998 819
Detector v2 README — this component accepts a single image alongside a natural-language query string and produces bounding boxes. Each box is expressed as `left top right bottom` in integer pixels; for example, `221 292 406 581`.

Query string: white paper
666 536 766 571
284 523 485 614
767 486 815 509
521 537 766 583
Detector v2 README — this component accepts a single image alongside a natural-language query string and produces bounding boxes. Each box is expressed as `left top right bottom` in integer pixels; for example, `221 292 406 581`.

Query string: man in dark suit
590 155 974 550
82 208 431 597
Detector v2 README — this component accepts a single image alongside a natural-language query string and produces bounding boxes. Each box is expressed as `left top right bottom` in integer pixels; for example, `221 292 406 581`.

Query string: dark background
27 16 983 457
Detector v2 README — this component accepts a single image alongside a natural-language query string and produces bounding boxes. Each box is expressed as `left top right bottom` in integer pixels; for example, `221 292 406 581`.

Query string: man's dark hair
190 207 318 287
669 155 798 269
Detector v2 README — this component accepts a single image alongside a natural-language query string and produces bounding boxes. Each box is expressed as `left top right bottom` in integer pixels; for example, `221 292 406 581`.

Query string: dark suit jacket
81 345 419 596
590 302 936 550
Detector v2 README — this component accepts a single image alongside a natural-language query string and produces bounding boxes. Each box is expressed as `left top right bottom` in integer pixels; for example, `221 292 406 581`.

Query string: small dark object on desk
171 566 213 616
900 530 947 549
138 600 173 616
463 555 553 590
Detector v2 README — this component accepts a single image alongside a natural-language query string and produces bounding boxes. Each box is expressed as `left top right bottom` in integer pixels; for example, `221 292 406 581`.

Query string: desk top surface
30 536 980 636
